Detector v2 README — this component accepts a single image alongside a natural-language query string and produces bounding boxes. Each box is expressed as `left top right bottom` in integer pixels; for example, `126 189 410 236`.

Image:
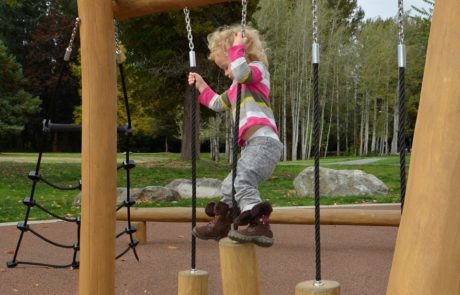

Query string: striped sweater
198 44 278 146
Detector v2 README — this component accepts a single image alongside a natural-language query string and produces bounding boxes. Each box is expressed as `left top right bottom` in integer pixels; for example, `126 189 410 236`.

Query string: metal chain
312 0 318 44
114 20 124 64
241 0 248 36
183 8 195 51
114 20 122 56
64 17 80 61
398 0 405 44
67 17 80 50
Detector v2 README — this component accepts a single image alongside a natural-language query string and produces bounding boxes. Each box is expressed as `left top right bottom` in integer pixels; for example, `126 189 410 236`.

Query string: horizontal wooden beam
113 0 238 20
117 207 401 227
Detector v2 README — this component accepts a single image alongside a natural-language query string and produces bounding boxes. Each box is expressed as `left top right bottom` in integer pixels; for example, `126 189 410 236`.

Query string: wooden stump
295 280 340 295
177 270 208 295
219 238 260 295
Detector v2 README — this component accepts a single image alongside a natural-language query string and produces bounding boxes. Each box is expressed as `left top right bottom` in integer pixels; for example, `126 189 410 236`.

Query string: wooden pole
386 0 460 294
177 270 209 295
77 0 117 294
116 207 400 227
113 0 238 20
219 238 260 295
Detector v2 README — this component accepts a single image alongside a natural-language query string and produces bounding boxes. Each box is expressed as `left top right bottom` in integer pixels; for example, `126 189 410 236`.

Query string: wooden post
219 238 260 295
178 270 208 295
386 0 460 294
132 221 147 245
295 281 340 295
76 0 117 294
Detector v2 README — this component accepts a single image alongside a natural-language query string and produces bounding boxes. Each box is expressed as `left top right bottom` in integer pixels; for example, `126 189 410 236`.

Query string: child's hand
188 72 208 93
233 31 247 47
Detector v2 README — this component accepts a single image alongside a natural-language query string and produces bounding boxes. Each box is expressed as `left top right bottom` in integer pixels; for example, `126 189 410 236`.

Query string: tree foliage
253 0 430 159
0 40 40 136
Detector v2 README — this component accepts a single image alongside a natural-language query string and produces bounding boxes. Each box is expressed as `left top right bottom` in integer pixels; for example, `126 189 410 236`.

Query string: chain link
398 0 405 44
64 17 80 61
114 20 122 55
241 0 248 36
67 17 80 50
312 0 318 44
183 8 195 51
113 20 124 64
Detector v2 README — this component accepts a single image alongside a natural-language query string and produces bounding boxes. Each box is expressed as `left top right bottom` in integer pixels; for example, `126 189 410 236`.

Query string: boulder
73 187 142 205
131 186 180 202
293 167 388 197
166 178 223 199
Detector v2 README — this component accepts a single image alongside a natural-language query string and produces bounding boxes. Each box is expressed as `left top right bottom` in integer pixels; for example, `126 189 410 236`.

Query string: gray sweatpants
220 136 283 212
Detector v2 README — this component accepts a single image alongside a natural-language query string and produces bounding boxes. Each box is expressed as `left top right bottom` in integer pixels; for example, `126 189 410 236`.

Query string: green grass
0 152 406 223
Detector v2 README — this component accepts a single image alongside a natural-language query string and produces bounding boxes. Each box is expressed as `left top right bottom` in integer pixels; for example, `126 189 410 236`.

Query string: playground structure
73 0 460 294
116 207 401 245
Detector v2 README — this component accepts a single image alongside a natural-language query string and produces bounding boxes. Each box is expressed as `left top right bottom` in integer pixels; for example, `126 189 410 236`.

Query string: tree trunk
282 79 287 161
353 80 358 155
336 75 340 157
345 84 349 154
319 78 328 156
302 76 312 160
391 88 399 154
324 93 334 158
324 68 336 158
181 85 200 160
226 110 233 163
364 92 369 155
359 95 364 156
371 95 377 152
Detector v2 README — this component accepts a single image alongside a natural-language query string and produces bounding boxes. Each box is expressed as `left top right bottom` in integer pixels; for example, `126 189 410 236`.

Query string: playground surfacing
0 209 398 295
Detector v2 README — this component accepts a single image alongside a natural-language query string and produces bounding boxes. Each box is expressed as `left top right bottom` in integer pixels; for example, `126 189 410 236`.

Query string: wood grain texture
386 0 460 294
77 0 117 294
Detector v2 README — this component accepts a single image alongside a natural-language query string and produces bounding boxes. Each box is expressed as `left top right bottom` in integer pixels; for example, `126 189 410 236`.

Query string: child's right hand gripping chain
233 31 247 47
188 72 208 93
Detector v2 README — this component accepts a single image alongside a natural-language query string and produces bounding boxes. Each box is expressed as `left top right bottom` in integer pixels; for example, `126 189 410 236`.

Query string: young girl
188 25 283 247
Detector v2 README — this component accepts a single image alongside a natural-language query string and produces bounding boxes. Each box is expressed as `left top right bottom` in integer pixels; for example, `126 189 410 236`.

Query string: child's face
214 51 234 80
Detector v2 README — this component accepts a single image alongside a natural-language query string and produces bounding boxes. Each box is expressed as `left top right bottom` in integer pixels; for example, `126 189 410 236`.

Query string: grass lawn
0 152 408 223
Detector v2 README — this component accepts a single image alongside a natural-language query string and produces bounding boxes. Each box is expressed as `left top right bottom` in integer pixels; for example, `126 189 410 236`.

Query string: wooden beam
386 0 460 294
77 0 117 294
113 0 238 20
116 207 400 227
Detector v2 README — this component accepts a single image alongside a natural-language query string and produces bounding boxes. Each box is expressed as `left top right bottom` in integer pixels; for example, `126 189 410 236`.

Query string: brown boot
192 202 233 241
228 201 274 247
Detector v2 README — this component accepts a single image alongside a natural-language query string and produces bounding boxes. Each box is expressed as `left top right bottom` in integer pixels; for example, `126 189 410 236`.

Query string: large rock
131 186 180 202
166 178 223 199
73 187 142 205
293 167 388 197
74 186 180 206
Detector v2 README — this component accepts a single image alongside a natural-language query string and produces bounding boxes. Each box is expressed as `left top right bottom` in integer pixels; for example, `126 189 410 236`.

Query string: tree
0 40 40 145
0 0 50 63
117 2 258 158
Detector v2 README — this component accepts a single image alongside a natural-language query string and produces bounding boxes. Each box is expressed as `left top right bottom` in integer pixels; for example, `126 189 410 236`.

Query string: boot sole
227 229 274 248
192 227 223 241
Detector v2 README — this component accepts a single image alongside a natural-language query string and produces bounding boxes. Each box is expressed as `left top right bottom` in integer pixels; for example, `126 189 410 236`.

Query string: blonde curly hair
207 25 269 69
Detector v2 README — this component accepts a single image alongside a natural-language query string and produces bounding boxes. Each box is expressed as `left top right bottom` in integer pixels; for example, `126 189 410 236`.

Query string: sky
357 0 433 19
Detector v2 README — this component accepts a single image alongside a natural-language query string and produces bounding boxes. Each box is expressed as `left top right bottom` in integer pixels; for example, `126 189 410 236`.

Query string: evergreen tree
0 40 40 140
